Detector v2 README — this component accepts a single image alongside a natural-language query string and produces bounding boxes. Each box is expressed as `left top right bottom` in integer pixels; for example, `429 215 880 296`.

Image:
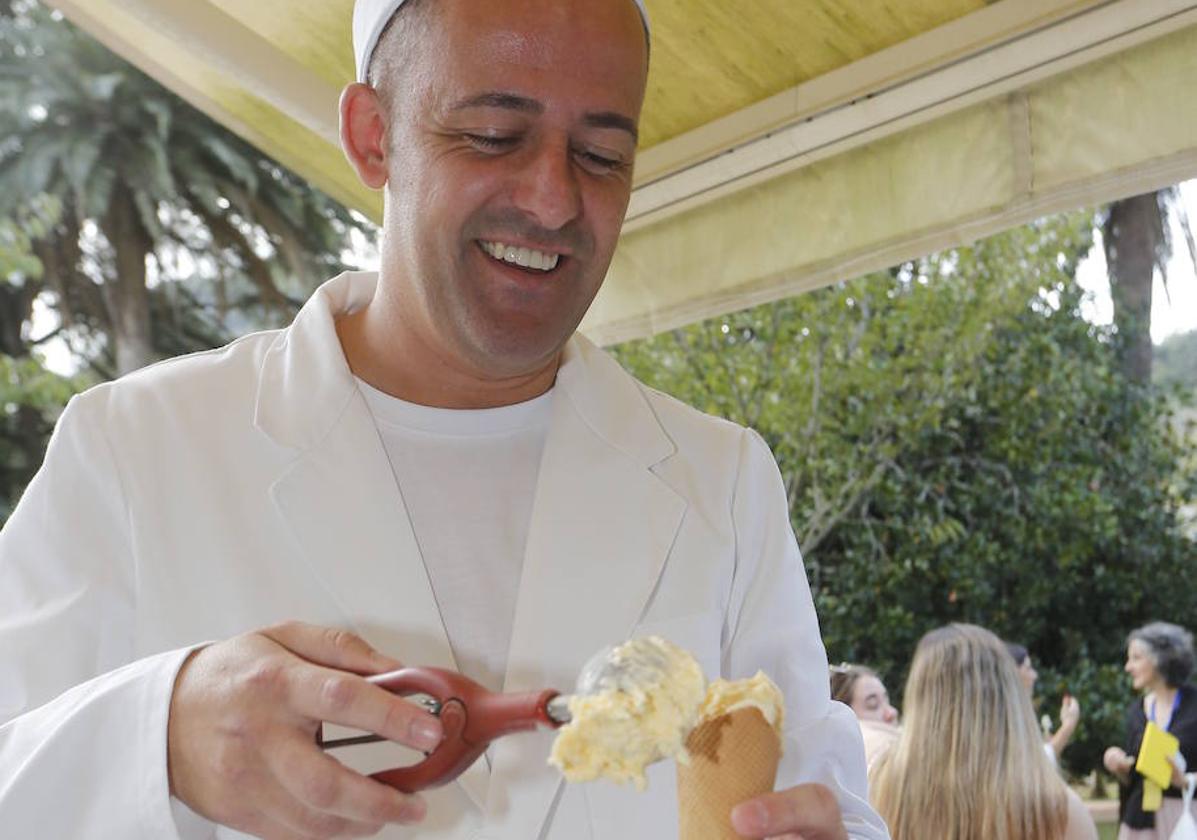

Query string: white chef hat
353 0 651 84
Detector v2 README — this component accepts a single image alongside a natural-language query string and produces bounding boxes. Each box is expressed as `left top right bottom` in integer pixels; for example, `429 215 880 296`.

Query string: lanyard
1150 689 1182 732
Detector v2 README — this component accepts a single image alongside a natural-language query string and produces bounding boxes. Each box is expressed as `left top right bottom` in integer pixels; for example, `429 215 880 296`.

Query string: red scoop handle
364 667 560 792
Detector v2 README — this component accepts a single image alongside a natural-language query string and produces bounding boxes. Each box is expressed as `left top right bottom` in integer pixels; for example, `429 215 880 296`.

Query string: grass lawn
1098 823 1118 840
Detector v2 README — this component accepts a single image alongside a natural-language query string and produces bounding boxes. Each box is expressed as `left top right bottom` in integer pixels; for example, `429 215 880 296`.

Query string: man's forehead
353 0 651 84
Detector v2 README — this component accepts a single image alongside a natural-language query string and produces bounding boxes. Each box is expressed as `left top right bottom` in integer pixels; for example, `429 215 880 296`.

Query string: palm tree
1101 188 1196 386
0 0 373 375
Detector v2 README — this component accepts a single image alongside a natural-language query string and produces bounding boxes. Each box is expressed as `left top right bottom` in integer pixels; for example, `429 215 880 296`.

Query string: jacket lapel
257 272 489 811
268 395 455 670
485 336 687 836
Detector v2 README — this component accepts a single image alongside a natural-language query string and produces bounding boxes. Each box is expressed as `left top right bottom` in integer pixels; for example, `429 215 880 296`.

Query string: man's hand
168 621 443 839
730 783 848 840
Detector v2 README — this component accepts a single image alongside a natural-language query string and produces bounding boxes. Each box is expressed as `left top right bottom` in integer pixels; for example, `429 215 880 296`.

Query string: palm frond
1155 187 1197 306
196 133 259 193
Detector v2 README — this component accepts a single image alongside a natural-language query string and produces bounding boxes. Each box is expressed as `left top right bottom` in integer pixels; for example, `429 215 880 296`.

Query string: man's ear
339 82 389 189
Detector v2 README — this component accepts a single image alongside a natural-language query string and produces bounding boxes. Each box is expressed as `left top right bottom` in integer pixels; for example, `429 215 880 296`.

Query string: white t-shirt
356 378 552 695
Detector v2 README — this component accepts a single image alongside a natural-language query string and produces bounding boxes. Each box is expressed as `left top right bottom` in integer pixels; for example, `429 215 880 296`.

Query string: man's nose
510 138 582 231
883 705 898 725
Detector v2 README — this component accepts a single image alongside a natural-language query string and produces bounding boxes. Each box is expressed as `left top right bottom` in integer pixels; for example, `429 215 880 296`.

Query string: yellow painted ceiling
205 0 354 91
639 0 989 146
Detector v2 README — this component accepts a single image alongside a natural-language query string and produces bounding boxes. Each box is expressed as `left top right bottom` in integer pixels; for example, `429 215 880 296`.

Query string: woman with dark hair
1104 621 1197 838
1004 640 1081 764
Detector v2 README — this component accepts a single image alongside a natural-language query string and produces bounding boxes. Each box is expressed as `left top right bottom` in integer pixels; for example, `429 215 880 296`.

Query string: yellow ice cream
698 671 785 735
549 636 705 791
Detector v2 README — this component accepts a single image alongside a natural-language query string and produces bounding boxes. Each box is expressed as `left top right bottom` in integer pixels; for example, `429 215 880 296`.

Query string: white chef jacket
0 271 888 839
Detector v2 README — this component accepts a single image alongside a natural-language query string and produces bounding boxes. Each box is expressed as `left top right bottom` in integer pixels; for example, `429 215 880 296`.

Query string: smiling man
336 0 643 407
0 1 887 838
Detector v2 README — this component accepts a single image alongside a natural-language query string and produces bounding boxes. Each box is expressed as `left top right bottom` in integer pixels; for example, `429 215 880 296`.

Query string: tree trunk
0 278 38 358
1103 193 1160 386
103 188 156 375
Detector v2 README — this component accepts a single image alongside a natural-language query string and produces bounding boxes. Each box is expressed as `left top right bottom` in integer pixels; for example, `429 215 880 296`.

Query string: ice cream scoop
697 671 785 732
319 667 564 792
549 636 707 790
319 638 702 792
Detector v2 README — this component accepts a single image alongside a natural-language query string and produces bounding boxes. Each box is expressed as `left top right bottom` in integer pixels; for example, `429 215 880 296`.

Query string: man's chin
461 323 573 380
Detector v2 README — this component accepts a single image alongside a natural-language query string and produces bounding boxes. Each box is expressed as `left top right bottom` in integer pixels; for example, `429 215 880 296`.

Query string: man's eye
465 134 517 152
576 150 625 174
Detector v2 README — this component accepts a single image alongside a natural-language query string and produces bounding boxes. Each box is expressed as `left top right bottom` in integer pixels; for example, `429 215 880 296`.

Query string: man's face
375 0 648 378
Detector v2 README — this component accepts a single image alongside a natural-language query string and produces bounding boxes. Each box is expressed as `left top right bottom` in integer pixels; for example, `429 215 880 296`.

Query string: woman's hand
1103 746 1133 780
1169 756 1186 789
1059 695 1080 732
1050 694 1082 757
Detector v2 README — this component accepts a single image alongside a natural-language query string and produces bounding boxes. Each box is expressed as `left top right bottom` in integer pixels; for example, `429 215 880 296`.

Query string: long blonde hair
870 624 1068 840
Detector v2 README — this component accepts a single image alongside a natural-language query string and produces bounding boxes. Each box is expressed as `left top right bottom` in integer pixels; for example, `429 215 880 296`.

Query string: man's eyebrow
449 92 543 114
449 92 639 142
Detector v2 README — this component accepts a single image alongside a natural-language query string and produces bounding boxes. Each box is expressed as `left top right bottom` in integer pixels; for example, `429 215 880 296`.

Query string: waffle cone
676 706 780 840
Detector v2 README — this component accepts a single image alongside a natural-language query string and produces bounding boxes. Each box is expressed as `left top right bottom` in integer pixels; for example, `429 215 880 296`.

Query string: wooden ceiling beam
627 0 1197 231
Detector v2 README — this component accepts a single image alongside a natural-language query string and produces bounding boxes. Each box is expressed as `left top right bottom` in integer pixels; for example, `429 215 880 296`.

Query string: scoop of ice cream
698 671 785 734
549 636 705 791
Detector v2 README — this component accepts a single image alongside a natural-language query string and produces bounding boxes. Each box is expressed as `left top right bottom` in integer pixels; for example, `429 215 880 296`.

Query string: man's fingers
235 812 312 840
168 626 429 835
246 776 384 840
263 621 403 675
731 784 845 840
291 665 443 752
252 623 439 748
271 732 427 827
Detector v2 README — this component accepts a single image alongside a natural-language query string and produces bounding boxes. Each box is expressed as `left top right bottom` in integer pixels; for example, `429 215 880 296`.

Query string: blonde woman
870 624 1096 840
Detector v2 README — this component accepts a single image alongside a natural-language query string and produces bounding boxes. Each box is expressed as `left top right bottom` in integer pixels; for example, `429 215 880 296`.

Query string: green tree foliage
613 212 1197 780
0 208 87 517
0 353 84 518
0 0 372 376
1155 329 1197 390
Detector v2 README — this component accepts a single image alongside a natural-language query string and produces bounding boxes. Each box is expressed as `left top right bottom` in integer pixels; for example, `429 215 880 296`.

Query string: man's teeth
481 241 560 272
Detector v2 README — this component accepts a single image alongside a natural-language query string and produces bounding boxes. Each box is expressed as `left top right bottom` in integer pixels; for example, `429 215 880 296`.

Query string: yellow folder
1137 722 1180 788
1143 781 1163 812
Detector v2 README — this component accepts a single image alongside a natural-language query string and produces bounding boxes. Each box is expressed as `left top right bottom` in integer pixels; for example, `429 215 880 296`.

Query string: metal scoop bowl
548 637 688 723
